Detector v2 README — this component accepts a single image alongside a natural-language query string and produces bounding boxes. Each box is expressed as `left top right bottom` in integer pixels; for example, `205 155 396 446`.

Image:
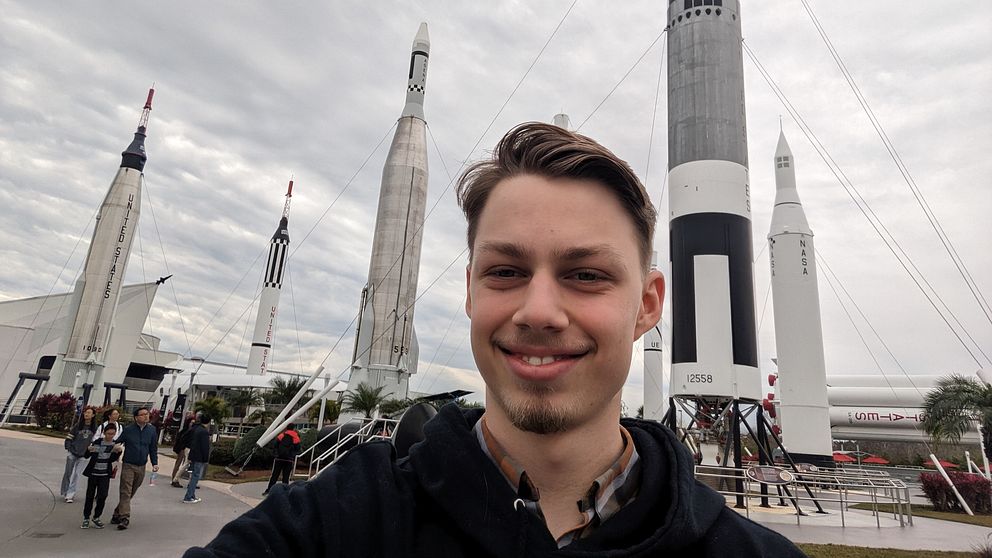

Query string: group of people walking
61 405 163 530
62 403 301 532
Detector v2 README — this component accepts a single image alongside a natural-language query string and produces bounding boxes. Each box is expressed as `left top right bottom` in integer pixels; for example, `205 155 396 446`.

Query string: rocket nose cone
120 128 148 171
413 22 429 50
272 216 290 241
775 130 792 159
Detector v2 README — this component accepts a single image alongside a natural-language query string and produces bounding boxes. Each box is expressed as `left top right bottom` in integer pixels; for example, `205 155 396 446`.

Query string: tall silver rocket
768 131 832 461
349 23 430 401
246 180 293 376
667 1 761 401
49 88 154 401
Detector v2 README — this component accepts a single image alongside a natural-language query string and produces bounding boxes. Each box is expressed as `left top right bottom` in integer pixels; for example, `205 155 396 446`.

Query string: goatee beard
504 397 569 434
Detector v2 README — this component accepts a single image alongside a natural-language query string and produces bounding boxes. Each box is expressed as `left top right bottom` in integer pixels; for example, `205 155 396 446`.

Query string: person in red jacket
263 423 300 496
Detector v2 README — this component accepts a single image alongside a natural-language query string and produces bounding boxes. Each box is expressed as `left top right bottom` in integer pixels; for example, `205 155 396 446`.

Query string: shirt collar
473 416 641 547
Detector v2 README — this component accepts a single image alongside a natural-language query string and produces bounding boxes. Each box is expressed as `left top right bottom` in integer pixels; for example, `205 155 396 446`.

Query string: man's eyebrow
476 241 627 270
552 245 626 266
476 241 532 260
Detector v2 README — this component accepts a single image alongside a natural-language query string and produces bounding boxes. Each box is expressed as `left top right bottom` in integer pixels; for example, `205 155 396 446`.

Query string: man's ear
464 264 473 318
634 270 665 340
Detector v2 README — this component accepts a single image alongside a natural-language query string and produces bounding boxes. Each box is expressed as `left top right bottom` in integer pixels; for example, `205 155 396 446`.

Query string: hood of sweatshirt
408 404 727 556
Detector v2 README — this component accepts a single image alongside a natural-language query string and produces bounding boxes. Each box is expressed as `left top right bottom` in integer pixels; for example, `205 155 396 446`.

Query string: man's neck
482 399 625 537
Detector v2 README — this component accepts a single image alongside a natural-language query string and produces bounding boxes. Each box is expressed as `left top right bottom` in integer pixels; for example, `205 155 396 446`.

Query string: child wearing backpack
263 423 301 495
81 423 123 529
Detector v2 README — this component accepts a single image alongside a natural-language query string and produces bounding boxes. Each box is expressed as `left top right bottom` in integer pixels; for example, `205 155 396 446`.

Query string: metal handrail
695 464 914 528
295 417 398 478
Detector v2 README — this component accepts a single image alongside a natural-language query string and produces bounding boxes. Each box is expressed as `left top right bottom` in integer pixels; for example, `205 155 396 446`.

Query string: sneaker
171 481 183 488
81 519 89 529
117 518 129 530
92 518 105 529
110 515 120 525
65 497 73 503
182 497 202 504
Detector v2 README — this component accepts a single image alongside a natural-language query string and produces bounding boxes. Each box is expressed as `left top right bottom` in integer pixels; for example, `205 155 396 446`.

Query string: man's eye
491 268 518 278
573 271 603 282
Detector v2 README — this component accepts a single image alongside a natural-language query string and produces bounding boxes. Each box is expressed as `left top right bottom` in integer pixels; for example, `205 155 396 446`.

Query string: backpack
174 425 193 453
274 431 298 459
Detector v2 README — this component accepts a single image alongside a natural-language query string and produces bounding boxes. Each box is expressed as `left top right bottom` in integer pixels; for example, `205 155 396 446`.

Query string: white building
0 281 183 412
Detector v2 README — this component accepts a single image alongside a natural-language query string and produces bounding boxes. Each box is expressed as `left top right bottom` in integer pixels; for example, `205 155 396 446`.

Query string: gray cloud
1 0 989 411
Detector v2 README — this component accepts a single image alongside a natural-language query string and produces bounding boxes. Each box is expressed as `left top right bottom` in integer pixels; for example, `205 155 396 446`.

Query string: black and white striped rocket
768 131 832 460
666 0 761 401
49 88 154 400
246 180 293 376
348 23 430 401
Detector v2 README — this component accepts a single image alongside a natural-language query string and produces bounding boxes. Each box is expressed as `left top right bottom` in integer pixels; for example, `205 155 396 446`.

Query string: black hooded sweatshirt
185 404 806 557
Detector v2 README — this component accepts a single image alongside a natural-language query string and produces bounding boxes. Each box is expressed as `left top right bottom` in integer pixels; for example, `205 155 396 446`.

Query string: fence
696 464 914 528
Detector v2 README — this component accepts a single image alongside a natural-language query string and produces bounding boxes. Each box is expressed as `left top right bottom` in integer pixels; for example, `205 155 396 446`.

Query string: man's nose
512 272 568 331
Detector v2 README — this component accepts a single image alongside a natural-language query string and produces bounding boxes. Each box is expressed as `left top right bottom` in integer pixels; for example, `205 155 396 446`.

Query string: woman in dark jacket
60 406 98 503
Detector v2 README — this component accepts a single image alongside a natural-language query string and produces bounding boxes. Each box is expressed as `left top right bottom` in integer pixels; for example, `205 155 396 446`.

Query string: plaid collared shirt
474 417 641 548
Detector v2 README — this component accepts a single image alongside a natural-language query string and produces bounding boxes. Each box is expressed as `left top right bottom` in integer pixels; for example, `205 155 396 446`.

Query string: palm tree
193 396 232 434
227 388 265 438
342 383 388 419
267 376 310 406
922 373 992 462
308 399 342 425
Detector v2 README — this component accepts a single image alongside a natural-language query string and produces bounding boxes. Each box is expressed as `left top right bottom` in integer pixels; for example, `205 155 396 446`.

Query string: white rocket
552 113 572 130
643 252 667 421
246 180 293 376
48 89 154 402
348 23 430 401
667 0 761 401
767 130 832 462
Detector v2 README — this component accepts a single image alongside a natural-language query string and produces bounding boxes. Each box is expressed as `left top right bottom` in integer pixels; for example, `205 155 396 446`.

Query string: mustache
494 332 593 354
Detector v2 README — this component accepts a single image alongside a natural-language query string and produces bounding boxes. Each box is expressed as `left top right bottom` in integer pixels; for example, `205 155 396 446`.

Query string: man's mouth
497 344 588 365
516 354 573 366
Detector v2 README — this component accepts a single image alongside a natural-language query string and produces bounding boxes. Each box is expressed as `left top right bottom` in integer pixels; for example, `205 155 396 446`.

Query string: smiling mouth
497 345 588 365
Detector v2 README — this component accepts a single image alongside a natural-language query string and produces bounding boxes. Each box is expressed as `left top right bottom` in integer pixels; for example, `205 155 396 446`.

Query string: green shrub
208 437 237 466
297 428 319 464
233 424 274 466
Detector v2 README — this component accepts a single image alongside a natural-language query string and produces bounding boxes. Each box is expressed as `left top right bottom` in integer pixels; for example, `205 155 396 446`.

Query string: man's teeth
522 355 559 366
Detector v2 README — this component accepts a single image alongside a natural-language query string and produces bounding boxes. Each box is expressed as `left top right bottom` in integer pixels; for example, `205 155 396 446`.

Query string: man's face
466 174 664 434
135 409 150 425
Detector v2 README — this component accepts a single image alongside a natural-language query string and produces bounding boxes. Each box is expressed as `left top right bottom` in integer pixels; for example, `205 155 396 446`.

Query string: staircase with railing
295 416 399 479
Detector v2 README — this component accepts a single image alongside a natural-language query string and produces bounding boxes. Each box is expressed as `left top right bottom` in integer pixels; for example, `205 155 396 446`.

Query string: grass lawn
850 502 992 528
2 424 68 439
204 464 309 485
798 544 977 558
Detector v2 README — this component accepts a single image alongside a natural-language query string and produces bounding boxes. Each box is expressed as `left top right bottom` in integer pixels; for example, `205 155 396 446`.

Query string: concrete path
742 504 991 552
2 427 989 555
0 429 251 558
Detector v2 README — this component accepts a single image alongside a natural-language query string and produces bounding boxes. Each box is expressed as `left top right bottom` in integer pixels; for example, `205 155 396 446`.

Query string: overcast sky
1 1 989 410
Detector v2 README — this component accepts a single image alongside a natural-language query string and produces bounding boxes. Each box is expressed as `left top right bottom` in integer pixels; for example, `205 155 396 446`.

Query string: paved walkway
0 428 251 557
2 427 989 555
741 502 990 552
